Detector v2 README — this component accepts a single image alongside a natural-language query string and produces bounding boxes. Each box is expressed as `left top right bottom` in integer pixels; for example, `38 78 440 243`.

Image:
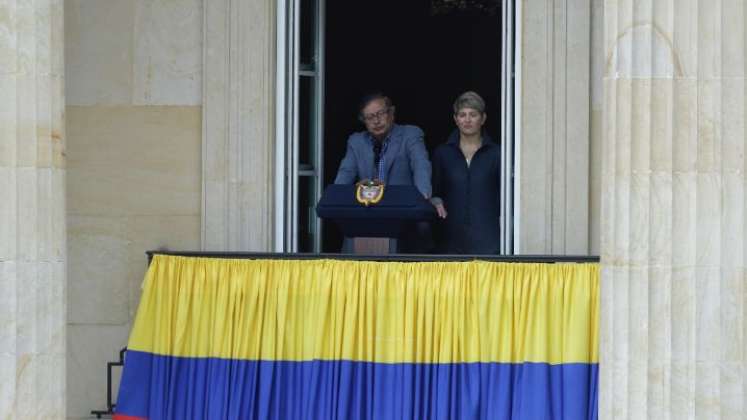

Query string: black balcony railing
146 250 599 264
91 347 127 418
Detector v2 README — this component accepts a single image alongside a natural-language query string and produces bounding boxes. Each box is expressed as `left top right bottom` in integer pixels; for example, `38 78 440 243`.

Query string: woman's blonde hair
453 91 486 115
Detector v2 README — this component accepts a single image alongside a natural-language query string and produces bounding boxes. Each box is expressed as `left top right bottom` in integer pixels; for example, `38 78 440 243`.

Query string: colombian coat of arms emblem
355 179 385 206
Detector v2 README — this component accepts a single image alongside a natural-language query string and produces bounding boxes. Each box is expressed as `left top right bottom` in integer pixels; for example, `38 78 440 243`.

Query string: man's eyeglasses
361 108 390 123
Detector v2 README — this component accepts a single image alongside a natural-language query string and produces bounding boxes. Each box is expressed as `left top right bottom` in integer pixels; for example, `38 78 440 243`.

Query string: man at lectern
334 92 432 198
333 92 433 252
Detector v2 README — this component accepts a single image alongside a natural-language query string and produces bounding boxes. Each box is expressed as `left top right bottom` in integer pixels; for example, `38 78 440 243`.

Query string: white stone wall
1 1 67 417
590 0 604 255
518 0 594 255
64 0 202 418
201 0 276 252
601 0 747 418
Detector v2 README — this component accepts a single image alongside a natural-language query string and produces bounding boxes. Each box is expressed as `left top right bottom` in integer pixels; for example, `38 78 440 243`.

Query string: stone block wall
64 0 202 417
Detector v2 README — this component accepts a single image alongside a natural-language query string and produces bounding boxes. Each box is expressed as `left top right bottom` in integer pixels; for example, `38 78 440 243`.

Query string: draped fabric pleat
115 256 599 420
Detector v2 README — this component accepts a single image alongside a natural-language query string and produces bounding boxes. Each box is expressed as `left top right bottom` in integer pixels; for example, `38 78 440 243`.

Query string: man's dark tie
373 141 382 167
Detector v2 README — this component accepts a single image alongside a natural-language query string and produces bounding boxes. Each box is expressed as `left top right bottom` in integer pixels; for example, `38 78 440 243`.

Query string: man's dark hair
358 92 394 120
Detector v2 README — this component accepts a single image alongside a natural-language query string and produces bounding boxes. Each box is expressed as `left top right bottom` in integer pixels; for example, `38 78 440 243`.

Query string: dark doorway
322 0 502 251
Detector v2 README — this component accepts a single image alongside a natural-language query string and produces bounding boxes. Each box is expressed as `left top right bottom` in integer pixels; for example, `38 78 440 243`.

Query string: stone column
0 0 67 418
602 0 746 418
519 0 592 255
201 0 276 252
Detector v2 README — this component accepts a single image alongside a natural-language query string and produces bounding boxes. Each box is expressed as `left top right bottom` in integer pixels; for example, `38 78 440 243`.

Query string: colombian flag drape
115 255 599 420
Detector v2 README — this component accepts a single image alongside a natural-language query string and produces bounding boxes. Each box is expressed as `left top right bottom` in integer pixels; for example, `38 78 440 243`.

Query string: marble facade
64 1 202 418
2 0 745 418
201 0 276 252
1 0 67 418
601 0 747 418
519 0 594 255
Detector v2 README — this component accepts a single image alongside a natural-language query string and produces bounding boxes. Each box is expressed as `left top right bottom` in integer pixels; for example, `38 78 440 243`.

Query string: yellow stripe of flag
127 255 599 365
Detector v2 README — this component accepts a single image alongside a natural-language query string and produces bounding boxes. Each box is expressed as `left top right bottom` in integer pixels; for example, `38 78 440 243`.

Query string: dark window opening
322 0 502 251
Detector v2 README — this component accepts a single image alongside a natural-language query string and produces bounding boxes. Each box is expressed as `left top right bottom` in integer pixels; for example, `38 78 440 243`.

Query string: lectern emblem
355 179 385 206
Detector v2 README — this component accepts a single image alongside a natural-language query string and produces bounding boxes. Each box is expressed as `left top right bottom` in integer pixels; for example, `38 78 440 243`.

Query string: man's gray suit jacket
333 124 432 198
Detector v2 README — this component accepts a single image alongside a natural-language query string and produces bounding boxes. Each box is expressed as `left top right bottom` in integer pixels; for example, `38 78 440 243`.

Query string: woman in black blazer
431 91 501 254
